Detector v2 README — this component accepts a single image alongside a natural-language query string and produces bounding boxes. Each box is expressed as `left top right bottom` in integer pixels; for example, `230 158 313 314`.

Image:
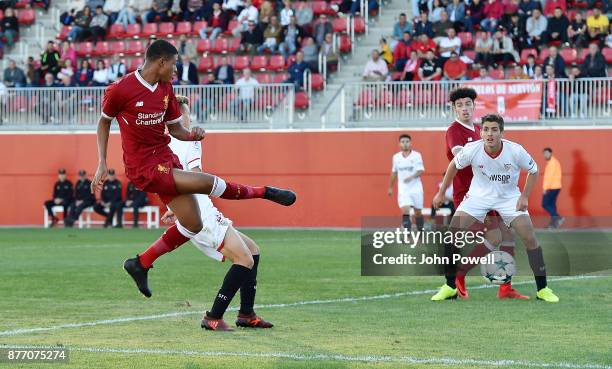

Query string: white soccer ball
480 251 516 285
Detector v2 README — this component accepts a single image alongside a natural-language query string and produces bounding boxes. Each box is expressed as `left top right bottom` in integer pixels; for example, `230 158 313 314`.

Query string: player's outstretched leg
172 169 297 206
511 215 559 302
235 231 273 328
202 227 254 332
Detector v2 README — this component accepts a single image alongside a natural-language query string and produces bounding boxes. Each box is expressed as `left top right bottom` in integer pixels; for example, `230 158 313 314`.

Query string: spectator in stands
568 65 587 118
240 20 264 55
362 49 389 81
124 181 148 228
65 170 96 228
523 53 537 77
33 0 50 10
286 50 309 89
176 54 198 85
433 10 453 41
104 0 124 24
295 0 312 27
505 12 526 48
443 51 467 80
543 46 566 78
233 0 259 37
91 59 109 86
301 36 319 71
437 28 461 62
392 13 412 51
26 56 41 86
533 64 544 79
107 54 126 82
581 43 606 77
586 7 609 45
233 69 259 121
517 0 539 23
321 32 339 71
94 169 124 228
279 0 294 27
214 56 235 84
400 50 419 81
258 15 282 53
473 66 493 80
0 7 19 49
201 2 229 40
3 59 26 88
545 7 569 46
510 63 528 79
428 0 445 23
446 0 465 31
279 15 305 60
568 12 588 49
57 59 75 81
481 0 503 33
40 73 60 123
40 41 61 76
259 0 275 27
89 6 109 44
60 8 77 26
543 64 555 79
87 0 105 10
114 0 139 28
68 6 92 42
145 0 172 23
607 23 612 49
526 8 547 48
414 12 434 38
419 51 441 81
464 0 484 33
59 41 77 70
393 31 412 71
414 33 436 59
74 59 94 86
474 31 493 66
314 14 332 47
182 0 205 21
413 0 428 17
44 168 74 227
222 0 244 14
491 29 519 64
379 38 393 66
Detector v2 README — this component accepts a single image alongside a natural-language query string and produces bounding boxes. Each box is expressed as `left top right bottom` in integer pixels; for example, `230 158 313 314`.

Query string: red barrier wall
0 128 610 227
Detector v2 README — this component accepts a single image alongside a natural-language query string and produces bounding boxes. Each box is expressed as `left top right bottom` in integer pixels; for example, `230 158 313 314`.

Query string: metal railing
320 79 612 127
0 84 296 129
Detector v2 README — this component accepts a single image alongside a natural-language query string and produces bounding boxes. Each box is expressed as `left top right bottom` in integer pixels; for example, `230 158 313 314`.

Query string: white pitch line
0 275 605 337
0 345 610 369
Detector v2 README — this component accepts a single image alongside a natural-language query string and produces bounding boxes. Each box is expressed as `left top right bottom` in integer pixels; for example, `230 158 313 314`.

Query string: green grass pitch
0 228 610 369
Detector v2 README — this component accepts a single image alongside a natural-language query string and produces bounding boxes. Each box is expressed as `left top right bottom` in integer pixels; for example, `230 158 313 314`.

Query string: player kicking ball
433 113 559 302
91 40 296 309
387 134 425 230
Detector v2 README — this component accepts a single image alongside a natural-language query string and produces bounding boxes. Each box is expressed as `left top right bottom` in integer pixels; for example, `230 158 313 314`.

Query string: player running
434 113 559 302
91 40 296 300
387 134 425 230
431 87 527 301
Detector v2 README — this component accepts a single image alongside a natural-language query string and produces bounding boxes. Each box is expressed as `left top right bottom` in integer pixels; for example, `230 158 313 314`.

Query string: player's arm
516 147 539 211
433 161 458 208
167 94 205 141
91 116 113 194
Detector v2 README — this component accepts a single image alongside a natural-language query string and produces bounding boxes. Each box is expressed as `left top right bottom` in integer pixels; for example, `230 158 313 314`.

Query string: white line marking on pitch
0 345 610 369
0 275 604 337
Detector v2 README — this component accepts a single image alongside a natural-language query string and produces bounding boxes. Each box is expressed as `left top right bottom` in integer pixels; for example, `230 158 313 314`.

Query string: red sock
139 224 190 268
457 243 491 276
220 182 265 200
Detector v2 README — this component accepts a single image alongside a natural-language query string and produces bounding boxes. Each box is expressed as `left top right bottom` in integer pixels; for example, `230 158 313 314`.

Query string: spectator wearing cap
65 170 96 227
545 7 569 45
93 169 124 228
443 51 467 80
124 182 148 228
44 169 74 227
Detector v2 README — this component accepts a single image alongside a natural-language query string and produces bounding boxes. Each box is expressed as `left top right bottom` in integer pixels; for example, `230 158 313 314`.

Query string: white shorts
175 195 232 262
398 190 424 209
456 194 528 226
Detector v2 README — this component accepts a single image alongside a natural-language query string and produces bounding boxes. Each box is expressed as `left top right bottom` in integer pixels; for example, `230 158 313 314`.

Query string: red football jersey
445 120 481 204
101 71 182 170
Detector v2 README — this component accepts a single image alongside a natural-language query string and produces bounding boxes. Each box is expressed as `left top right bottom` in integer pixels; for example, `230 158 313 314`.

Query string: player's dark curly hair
399 134 411 141
145 40 178 61
481 113 505 132
449 87 477 104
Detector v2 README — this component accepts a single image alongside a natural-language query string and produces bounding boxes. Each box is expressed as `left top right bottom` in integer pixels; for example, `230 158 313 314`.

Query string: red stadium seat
268 55 285 71
311 1 329 15
560 48 577 64
602 47 612 64
158 22 174 37
294 91 309 110
15 0 29 8
110 41 126 55
108 24 126 39
228 37 241 53
76 42 94 57
285 54 297 68
0 9 4 20
233 55 250 70
197 55 215 72
193 21 207 36
463 50 476 61
273 73 289 83
196 39 212 54
251 55 268 71
520 48 538 64
354 16 366 33
339 34 352 53
94 41 111 56
57 25 71 41
213 38 229 53
567 9 577 21
226 20 239 35
141 23 158 38
311 73 324 90
128 57 144 72
332 18 349 33
126 24 142 38
489 69 505 79
458 32 473 49
538 48 550 64
255 73 272 83
175 21 192 35
16 8 35 25
125 40 144 55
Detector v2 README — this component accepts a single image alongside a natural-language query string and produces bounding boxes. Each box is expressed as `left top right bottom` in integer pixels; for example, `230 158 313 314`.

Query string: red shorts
125 152 183 205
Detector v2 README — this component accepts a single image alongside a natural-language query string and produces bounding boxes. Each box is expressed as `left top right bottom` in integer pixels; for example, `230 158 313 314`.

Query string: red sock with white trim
139 224 190 268
210 177 265 200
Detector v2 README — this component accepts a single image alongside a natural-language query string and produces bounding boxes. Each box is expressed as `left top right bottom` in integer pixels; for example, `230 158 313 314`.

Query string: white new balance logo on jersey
135 101 144 107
